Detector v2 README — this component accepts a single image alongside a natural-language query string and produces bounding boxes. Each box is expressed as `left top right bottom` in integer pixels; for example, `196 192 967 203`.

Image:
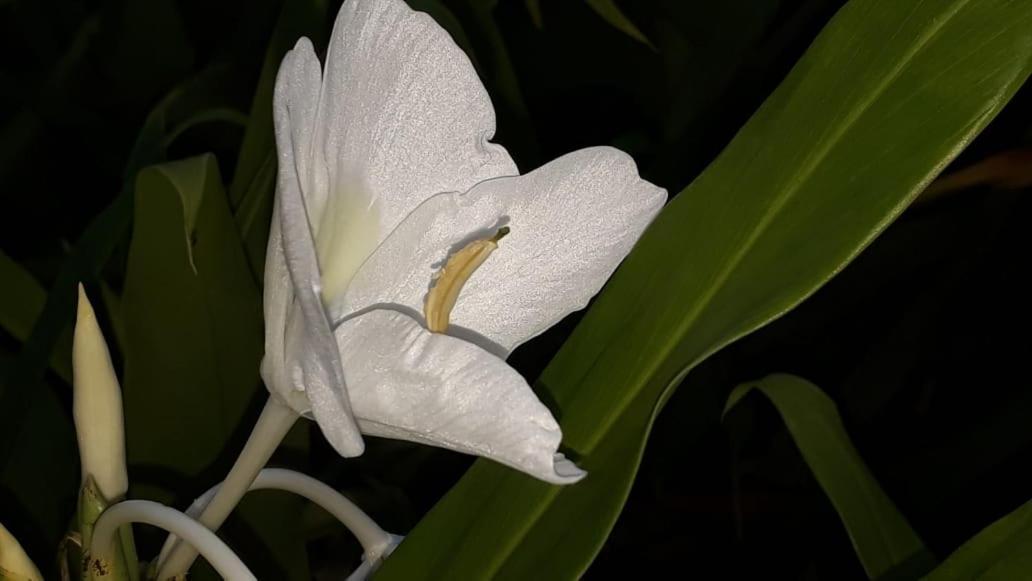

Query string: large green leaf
121 155 307 579
725 374 929 579
377 1 1032 578
924 497 1032 581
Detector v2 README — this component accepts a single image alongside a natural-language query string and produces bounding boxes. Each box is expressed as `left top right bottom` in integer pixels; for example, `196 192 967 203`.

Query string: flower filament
424 226 509 333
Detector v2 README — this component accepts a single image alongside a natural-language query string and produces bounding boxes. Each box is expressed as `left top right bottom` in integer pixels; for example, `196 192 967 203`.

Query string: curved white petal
312 0 517 302
262 39 319 411
335 310 584 485
263 38 364 456
336 147 666 354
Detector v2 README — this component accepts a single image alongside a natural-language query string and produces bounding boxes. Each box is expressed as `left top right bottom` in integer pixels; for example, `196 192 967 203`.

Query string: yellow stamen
424 227 509 333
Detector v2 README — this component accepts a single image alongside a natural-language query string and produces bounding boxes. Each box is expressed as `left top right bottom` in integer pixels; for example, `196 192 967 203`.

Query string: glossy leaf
121 155 307 579
725 374 928 579
377 1 1032 578
924 497 1032 581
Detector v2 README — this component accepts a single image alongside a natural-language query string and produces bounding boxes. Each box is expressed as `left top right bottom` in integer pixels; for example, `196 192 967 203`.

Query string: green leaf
123 154 259 479
584 0 654 49
121 155 308 579
377 1 1032 578
724 374 929 579
924 497 1032 580
0 251 71 384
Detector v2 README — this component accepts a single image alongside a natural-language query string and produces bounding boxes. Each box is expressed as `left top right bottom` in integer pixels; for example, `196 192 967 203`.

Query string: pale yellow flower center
315 185 381 305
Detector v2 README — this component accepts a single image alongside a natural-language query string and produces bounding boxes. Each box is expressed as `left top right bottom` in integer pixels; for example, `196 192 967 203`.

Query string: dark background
2 0 1030 578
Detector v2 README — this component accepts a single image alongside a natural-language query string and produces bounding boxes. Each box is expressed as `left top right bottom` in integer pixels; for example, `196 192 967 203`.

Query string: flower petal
263 38 364 457
311 0 517 301
335 309 584 484
335 147 666 355
262 38 320 410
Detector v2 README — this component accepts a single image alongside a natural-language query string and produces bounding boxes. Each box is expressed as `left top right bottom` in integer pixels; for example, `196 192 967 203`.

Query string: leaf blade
924 497 1032 581
377 1 1032 579
725 374 928 579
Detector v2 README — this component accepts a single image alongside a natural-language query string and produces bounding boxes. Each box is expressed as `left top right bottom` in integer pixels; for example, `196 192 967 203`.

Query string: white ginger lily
262 0 666 484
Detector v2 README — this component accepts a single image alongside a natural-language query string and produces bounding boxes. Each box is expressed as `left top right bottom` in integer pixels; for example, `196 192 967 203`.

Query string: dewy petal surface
313 0 517 304
265 38 364 456
335 309 585 484
336 147 667 355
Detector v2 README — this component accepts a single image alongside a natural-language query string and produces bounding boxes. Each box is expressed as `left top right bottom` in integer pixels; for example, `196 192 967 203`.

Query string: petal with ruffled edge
312 0 518 306
335 147 666 355
335 309 584 484
263 38 364 457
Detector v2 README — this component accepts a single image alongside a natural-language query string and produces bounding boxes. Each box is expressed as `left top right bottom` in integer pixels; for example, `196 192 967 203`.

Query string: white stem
156 395 298 579
90 500 255 581
156 468 399 567
346 558 376 581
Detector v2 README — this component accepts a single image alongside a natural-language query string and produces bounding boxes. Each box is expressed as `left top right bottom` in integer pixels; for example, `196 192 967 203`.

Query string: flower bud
73 284 128 501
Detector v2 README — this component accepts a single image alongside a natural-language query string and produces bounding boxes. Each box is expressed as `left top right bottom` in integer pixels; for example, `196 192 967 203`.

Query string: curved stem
157 468 399 567
156 395 298 579
90 500 254 581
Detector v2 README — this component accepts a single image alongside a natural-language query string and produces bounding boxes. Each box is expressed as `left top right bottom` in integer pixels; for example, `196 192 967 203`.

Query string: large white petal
335 309 584 484
335 147 666 355
311 0 517 302
264 38 364 456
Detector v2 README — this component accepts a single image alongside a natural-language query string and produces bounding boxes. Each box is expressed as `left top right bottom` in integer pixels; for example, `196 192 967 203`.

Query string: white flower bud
73 284 128 501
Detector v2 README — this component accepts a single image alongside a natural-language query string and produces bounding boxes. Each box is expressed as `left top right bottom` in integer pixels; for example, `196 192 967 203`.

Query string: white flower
261 0 666 484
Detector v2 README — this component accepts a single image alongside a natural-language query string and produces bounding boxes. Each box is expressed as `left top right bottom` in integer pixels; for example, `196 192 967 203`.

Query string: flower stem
157 468 400 569
156 395 298 579
90 500 255 580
